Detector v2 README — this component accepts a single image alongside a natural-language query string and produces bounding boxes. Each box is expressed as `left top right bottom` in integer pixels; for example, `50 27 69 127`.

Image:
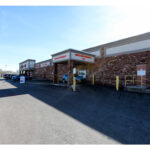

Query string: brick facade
89 50 150 87
33 66 53 80
33 63 68 82
32 50 150 87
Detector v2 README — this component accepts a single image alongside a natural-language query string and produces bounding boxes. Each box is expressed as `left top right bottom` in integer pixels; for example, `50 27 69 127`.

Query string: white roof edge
52 48 96 57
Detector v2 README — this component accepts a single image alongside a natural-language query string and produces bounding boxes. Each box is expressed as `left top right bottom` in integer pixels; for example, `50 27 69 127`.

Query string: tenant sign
53 52 69 63
71 52 95 63
40 62 50 67
20 76 25 84
137 64 146 76
137 69 146 76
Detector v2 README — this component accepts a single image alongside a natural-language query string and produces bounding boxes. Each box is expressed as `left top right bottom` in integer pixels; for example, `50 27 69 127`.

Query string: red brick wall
33 63 68 81
33 66 54 80
32 51 150 87
89 51 150 87
57 64 68 81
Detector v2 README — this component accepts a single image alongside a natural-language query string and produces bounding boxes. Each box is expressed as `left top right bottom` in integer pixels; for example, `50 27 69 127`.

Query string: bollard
116 76 119 91
92 73 95 85
73 76 76 91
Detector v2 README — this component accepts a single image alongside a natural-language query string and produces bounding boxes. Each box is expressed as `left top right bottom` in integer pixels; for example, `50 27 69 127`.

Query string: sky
0 6 150 71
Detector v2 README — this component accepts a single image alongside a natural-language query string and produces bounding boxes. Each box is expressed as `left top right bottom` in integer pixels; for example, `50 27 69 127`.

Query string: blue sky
0 6 150 71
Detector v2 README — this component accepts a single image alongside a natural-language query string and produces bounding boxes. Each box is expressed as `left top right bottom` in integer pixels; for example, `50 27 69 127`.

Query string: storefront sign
20 60 35 70
52 51 95 63
137 69 146 76
35 64 40 68
53 52 69 63
40 62 50 67
137 65 146 76
55 55 67 60
71 52 94 63
20 76 25 84
73 68 76 74
20 62 28 70
78 70 86 78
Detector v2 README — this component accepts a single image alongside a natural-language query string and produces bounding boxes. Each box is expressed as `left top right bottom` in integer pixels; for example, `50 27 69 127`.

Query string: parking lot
0 78 150 144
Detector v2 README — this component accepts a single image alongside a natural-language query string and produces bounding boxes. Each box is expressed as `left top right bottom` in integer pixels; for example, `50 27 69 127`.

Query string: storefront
19 59 36 77
33 59 52 80
19 32 150 88
52 49 95 86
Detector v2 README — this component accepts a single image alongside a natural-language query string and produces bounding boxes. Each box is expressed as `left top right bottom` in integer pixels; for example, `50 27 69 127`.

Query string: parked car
12 75 20 81
3 74 17 79
12 75 32 81
3 74 12 79
10 74 17 79
3 74 9 79
11 74 17 79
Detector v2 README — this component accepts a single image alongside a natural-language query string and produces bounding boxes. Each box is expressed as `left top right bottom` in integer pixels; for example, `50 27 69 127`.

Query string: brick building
19 32 150 87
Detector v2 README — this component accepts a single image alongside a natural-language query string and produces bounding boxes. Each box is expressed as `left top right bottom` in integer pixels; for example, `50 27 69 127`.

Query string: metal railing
124 75 150 88
124 75 137 87
141 77 150 88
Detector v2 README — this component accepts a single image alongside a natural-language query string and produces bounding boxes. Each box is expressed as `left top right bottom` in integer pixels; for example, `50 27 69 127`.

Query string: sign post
137 65 146 87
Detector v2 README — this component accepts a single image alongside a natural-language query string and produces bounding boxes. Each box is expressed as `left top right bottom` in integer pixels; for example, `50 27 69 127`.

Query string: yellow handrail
124 75 136 87
124 75 150 88
142 77 150 82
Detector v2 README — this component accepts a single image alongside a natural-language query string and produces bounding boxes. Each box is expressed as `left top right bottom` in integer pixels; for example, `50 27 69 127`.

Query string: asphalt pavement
0 78 150 144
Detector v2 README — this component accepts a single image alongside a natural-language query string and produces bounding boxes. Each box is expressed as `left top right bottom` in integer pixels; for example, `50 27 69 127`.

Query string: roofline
83 32 150 52
35 59 52 65
52 48 96 57
51 48 76 56
19 59 36 64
